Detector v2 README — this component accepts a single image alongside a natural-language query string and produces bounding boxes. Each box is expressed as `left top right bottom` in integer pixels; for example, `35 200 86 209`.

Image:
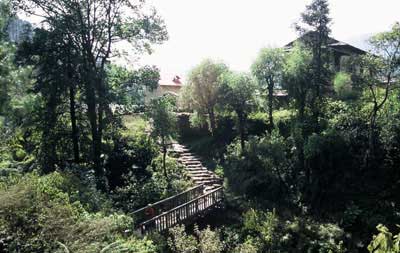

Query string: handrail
132 184 205 225
139 186 223 234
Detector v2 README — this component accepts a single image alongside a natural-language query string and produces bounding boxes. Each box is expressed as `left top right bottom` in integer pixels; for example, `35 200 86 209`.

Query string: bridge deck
138 186 223 234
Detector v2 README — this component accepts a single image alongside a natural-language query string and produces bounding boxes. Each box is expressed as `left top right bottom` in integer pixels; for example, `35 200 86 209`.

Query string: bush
223 133 294 206
368 224 400 253
168 225 224 253
112 155 192 212
105 132 157 190
241 208 346 252
334 72 355 100
0 172 155 253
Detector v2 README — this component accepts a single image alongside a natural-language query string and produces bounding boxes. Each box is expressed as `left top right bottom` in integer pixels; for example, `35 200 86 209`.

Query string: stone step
194 178 221 184
186 168 207 172
179 160 201 164
186 165 203 169
188 171 212 176
181 152 193 156
182 161 202 166
178 157 200 162
191 177 214 182
179 159 200 163
179 154 197 158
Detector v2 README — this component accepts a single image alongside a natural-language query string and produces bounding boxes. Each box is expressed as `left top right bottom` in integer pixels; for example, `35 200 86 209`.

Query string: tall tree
297 0 332 132
357 23 400 164
16 0 168 189
147 96 177 185
251 47 285 129
17 28 77 171
186 59 228 135
283 44 314 185
0 0 10 40
220 72 256 150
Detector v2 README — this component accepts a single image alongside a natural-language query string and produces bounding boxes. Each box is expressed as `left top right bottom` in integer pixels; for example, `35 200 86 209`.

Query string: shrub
0 172 155 253
105 132 157 190
368 224 400 253
334 72 355 100
223 133 294 205
168 225 224 253
241 209 346 252
112 155 191 212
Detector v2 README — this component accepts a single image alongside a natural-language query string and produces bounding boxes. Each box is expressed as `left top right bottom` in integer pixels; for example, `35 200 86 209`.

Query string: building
6 18 33 43
285 31 367 73
145 75 184 103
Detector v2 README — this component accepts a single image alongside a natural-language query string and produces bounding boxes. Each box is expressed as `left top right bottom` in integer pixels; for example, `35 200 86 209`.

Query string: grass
121 114 149 137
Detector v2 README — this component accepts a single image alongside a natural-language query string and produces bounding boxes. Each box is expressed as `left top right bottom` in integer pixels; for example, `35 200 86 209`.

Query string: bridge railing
139 186 223 234
132 184 205 226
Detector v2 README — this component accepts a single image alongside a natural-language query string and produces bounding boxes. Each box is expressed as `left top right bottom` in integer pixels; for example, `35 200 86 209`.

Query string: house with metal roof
285 31 367 73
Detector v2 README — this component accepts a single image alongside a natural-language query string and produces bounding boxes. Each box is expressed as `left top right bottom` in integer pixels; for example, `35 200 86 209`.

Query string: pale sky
136 0 400 80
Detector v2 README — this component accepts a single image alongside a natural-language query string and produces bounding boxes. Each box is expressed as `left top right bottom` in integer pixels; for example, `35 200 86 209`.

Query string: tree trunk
69 85 80 163
208 107 216 136
85 75 105 191
267 80 274 131
162 136 169 189
42 93 58 173
312 31 323 134
237 111 246 151
367 105 379 168
298 93 307 183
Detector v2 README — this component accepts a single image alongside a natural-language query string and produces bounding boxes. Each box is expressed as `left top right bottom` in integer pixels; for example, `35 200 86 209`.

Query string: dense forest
0 0 400 252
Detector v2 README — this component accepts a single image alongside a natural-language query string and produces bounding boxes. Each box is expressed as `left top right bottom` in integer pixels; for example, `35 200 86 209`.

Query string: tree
107 64 160 112
251 48 285 129
220 72 256 150
17 27 83 171
0 0 11 40
186 59 228 135
147 96 177 184
283 44 314 185
296 0 332 132
16 0 168 189
357 22 400 163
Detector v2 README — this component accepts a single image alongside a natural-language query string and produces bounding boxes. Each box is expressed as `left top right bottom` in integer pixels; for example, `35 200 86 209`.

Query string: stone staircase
171 143 222 192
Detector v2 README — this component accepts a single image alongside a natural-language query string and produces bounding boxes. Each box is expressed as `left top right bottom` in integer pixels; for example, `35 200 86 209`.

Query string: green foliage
0 0 11 39
219 72 256 115
168 225 224 253
148 155 191 195
251 47 285 127
224 133 294 205
251 47 285 88
0 171 157 253
242 209 346 252
147 96 178 143
105 128 157 190
168 225 198 253
368 224 400 253
185 59 229 134
112 155 190 212
219 72 256 148
107 64 160 113
283 43 314 112
333 72 354 99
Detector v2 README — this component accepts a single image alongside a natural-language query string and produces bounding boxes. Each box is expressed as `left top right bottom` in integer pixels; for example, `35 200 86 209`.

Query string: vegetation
0 0 399 252
251 47 285 129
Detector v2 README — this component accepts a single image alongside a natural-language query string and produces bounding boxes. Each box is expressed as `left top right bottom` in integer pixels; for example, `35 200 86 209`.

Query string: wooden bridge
132 143 223 235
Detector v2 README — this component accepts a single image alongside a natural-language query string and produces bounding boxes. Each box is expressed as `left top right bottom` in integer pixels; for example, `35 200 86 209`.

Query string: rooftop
159 75 184 87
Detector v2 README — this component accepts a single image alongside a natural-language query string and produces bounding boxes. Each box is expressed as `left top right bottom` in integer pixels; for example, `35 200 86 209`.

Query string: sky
135 0 400 80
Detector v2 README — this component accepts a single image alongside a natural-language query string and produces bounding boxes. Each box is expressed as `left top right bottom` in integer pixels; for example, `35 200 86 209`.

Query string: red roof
159 75 183 87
